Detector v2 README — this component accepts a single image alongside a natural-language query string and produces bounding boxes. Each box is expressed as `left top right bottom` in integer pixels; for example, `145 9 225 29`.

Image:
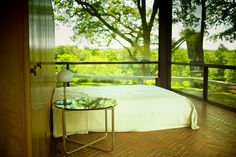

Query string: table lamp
57 69 73 151
57 69 73 106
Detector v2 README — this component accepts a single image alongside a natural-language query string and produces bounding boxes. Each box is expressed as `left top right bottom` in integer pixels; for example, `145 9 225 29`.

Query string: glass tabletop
54 96 117 110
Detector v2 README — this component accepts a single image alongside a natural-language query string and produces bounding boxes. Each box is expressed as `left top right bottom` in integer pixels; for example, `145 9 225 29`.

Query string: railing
171 62 236 100
56 61 236 109
74 74 158 81
56 61 158 66
56 61 159 85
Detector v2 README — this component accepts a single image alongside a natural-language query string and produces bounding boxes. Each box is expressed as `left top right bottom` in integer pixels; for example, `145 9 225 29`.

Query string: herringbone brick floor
50 97 236 157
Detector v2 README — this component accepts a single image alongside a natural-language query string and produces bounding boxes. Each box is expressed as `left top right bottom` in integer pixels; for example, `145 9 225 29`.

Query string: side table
54 96 117 154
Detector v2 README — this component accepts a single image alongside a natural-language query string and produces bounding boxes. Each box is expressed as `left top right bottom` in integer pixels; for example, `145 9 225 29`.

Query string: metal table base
61 107 115 154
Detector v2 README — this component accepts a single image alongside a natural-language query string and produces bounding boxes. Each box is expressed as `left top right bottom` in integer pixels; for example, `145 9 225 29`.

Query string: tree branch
137 0 148 29
75 0 135 46
172 37 185 53
107 14 142 35
148 0 159 30
110 33 137 61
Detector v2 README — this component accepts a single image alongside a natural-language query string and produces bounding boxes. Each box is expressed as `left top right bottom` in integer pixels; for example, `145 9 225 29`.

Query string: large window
171 0 236 109
54 0 159 86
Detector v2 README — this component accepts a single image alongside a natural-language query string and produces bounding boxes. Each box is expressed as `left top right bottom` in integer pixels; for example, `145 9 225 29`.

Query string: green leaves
53 0 159 61
173 0 236 42
173 0 200 28
207 1 236 42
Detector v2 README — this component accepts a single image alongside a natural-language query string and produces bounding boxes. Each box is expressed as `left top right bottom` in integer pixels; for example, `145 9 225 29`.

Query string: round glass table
54 96 117 154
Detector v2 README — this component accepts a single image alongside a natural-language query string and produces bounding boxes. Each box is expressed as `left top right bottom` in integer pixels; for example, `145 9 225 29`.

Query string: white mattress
52 85 199 137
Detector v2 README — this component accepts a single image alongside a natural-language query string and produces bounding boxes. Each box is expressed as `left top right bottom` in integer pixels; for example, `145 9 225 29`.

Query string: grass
173 87 236 109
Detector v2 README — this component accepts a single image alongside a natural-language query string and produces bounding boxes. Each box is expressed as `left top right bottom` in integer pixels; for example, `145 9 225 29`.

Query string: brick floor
50 97 236 157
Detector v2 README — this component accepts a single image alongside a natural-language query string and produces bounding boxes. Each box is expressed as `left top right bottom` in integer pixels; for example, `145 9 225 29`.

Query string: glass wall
171 0 236 109
207 68 236 109
54 0 159 86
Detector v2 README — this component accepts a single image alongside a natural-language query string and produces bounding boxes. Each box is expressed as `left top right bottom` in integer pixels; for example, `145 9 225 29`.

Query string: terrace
50 97 236 156
50 61 236 157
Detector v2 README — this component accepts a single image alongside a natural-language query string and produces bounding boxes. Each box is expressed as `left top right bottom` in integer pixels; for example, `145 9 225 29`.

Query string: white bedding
52 85 199 137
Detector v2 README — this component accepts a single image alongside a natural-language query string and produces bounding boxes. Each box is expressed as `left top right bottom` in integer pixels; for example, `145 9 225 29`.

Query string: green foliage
172 0 200 28
55 45 158 85
171 45 236 84
171 81 191 89
204 45 236 82
172 48 190 77
171 46 236 108
56 45 236 107
207 1 236 42
172 48 189 62
53 0 159 61
56 45 235 86
173 0 236 42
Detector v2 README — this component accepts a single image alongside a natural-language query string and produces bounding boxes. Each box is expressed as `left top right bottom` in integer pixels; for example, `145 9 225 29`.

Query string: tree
208 0 236 42
53 0 159 63
173 0 206 76
173 0 236 77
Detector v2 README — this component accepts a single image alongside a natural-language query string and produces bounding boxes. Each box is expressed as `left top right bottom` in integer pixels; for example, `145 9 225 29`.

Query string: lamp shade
57 69 73 82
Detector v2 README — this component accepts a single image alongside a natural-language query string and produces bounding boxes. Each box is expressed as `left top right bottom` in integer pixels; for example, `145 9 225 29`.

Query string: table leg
111 107 114 150
62 109 67 153
61 107 115 154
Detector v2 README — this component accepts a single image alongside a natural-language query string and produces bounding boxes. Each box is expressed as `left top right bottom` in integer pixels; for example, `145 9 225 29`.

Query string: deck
50 97 236 157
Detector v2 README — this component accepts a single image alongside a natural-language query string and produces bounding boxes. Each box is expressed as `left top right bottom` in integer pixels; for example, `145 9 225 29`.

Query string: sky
55 23 235 50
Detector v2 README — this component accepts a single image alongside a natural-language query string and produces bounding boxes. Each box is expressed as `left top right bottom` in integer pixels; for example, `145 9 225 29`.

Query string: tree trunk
184 31 204 88
141 31 151 76
187 0 206 77
186 32 204 77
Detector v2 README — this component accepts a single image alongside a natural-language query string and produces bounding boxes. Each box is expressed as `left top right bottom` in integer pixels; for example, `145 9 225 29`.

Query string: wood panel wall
0 1 31 156
29 0 55 156
0 0 55 157
29 0 55 157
